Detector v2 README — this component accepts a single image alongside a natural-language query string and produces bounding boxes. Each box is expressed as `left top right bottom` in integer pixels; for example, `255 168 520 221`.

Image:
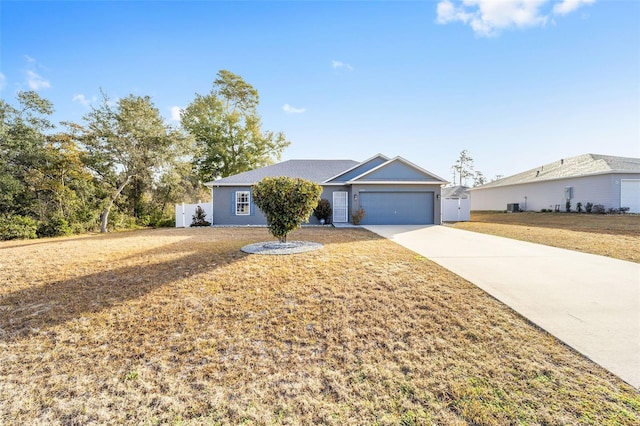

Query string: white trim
332 191 349 223
235 191 251 216
322 153 390 183
347 181 445 185
347 156 448 183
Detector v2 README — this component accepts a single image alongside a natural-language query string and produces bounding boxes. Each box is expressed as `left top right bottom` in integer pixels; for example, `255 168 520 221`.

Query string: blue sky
1 0 638 182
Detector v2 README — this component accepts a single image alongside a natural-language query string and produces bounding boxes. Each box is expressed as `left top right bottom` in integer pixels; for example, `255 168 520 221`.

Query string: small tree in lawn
253 177 322 243
191 205 211 227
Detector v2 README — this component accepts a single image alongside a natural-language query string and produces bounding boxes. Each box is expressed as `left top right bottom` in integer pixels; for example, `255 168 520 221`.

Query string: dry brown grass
450 212 640 263
1 227 638 425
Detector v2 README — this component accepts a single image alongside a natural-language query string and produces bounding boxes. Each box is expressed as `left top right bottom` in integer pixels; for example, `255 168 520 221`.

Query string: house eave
470 170 636 191
346 180 447 185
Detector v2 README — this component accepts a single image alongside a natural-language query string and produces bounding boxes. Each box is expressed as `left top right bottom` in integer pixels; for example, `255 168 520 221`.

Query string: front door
332 191 348 223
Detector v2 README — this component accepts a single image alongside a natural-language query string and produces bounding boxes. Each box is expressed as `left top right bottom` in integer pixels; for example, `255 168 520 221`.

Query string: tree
181 70 290 182
451 149 475 186
252 177 322 243
77 93 191 232
473 170 487 187
0 91 55 218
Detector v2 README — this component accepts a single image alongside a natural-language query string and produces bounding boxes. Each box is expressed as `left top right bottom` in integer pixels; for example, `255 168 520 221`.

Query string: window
235 191 250 215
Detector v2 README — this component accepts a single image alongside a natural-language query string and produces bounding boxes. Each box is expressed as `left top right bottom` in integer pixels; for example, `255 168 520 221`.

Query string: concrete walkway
364 225 640 389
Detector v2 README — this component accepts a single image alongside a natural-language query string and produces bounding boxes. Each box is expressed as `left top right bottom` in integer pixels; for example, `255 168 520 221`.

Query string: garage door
621 180 640 213
359 191 434 225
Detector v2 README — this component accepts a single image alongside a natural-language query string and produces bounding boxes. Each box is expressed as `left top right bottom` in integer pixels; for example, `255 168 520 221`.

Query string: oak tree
181 70 290 182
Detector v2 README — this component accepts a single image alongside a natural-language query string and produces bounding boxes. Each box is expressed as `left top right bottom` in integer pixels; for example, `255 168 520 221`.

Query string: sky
1 0 638 183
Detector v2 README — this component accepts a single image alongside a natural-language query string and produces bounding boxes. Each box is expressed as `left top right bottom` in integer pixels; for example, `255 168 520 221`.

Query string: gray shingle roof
442 185 470 199
205 159 360 186
473 153 640 190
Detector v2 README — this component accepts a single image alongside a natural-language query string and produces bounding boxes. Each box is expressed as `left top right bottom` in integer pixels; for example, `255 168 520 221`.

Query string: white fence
442 197 470 222
175 202 213 227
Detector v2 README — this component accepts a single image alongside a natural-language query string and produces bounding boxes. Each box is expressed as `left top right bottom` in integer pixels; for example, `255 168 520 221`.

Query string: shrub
0 215 38 240
565 200 571 213
191 205 211 227
253 177 322 243
576 202 583 213
154 217 176 228
313 198 332 223
592 204 605 214
37 215 73 238
585 202 593 213
352 207 366 225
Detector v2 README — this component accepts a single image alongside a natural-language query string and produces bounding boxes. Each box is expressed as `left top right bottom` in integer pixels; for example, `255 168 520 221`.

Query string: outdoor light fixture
353 194 358 201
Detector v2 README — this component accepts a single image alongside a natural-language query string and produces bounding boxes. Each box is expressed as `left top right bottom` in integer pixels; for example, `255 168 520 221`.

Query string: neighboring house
442 186 470 222
204 154 448 225
470 154 640 213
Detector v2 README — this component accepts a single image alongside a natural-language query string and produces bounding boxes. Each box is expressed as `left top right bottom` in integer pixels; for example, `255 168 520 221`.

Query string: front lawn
1 227 638 424
450 212 640 262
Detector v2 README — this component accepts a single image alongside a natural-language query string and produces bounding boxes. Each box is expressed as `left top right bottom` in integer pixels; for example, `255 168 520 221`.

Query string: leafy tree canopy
181 70 290 182
253 177 322 243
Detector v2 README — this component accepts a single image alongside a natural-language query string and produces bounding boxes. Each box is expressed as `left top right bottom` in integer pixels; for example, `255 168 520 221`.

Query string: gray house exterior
204 154 448 225
470 154 640 213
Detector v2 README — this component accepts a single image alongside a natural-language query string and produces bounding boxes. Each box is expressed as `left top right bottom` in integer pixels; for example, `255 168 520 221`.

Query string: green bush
154 217 176 228
0 215 38 240
191 205 211 227
585 202 593 213
313 198 332 223
565 200 571 213
37 215 73 238
253 177 322 242
576 202 583 213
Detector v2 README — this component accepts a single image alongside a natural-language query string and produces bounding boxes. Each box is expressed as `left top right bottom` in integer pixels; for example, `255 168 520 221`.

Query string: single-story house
204 154 448 225
442 186 471 222
470 153 640 213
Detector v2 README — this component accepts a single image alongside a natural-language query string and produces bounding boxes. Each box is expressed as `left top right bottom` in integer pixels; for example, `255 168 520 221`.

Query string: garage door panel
359 191 433 225
621 180 640 213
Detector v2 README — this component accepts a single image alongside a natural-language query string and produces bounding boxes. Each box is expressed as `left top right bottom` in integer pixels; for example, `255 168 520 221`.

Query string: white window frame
235 191 250 216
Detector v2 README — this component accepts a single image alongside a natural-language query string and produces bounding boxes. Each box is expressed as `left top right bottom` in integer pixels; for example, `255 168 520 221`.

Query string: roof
205 159 359 186
442 185 470 199
472 154 640 190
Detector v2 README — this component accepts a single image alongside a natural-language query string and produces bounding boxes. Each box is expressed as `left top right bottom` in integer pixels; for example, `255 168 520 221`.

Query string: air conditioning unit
507 203 520 212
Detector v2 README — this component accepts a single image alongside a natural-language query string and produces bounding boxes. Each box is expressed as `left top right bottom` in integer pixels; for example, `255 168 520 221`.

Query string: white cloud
26 70 50 90
282 104 307 114
170 106 182 121
553 0 595 16
332 60 354 71
436 0 595 36
0 73 5 90
72 94 96 108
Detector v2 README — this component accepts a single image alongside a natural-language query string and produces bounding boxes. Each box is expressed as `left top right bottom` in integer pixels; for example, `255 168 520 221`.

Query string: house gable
349 157 447 184
324 154 389 183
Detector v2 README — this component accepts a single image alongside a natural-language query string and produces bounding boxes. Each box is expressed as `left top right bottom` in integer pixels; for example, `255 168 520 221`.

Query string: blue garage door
359 191 434 225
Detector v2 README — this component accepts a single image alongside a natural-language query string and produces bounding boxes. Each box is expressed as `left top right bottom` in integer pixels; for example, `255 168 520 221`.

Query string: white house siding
470 173 640 212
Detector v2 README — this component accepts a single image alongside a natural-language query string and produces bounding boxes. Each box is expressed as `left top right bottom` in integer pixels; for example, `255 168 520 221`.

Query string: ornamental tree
252 177 322 243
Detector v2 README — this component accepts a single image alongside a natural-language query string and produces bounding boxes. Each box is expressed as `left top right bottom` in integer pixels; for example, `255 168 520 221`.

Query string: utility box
507 203 520 213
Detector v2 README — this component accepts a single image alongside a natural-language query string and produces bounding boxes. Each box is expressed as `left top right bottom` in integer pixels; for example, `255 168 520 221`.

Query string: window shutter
231 191 235 215
249 191 254 216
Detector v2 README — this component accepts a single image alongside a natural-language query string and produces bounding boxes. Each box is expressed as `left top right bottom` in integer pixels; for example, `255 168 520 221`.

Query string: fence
175 202 213 227
442 197 470 222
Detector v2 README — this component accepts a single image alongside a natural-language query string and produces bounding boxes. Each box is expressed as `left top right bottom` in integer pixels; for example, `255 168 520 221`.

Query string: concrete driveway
364 225 640 389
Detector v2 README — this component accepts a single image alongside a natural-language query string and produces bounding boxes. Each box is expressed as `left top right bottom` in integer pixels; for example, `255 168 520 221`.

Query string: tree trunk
100 175 133 233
